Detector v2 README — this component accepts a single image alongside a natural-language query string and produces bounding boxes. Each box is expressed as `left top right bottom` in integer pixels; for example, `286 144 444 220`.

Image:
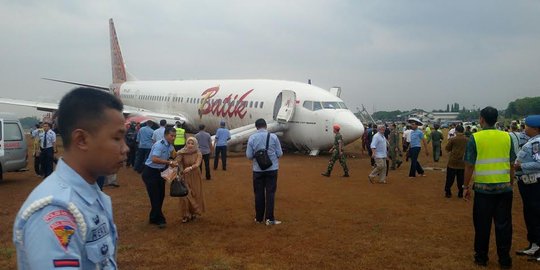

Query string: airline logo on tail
109 19 127 84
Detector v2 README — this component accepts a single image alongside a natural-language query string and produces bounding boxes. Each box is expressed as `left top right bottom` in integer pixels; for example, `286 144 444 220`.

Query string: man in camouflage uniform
322 124 349 177
388 123 403 170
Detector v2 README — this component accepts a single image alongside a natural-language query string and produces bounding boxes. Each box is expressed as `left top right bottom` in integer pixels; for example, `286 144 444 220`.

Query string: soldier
321 124 349 178
13 88 128 269
514 115 540 262
388 123 402 170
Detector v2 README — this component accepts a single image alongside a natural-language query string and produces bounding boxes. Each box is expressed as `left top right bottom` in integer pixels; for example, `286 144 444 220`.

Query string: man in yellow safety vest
174 121 186 151
463 106 515 269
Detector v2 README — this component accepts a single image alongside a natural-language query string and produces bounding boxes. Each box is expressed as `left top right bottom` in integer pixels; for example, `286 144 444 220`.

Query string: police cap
525 115 540 128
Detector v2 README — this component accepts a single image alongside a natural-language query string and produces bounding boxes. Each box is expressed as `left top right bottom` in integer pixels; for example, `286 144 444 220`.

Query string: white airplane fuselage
115 79 364 152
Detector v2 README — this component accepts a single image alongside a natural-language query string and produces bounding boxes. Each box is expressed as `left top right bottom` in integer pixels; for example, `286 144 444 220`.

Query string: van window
2 123 23 141
260 102 264 108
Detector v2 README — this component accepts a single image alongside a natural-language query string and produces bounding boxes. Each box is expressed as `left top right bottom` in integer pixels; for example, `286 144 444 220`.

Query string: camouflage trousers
325 151 349 174
388 147 402 169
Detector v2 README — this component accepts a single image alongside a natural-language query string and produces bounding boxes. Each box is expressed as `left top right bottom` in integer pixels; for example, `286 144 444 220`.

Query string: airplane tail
109 18 136 83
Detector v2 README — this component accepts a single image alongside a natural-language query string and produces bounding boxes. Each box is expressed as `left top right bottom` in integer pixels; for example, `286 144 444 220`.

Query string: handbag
254 132 273 170
170 176 188 197
160 166 177 183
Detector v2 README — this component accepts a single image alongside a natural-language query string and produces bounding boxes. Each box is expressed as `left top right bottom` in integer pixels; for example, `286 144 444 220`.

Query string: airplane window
254 101 258 108
322 102 339 109
303 101 313 111
249 101 253 108
338 102 348 109
260 102 264 108
313 102 322 111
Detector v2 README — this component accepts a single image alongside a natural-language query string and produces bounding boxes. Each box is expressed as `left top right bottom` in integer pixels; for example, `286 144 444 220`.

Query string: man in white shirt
368 125 388 184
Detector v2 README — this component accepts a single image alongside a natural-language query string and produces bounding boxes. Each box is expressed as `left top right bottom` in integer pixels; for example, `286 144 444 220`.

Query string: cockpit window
322 102 340 109
338 102 348 109
313 101 322 111
303 101 313 110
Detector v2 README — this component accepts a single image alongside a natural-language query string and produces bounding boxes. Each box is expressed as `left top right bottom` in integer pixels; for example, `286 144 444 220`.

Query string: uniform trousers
517 180 540 244
142 166 167 225
134 148 151 173
432 143 441 162
199 153 211 180
126 143 137 167
214 146 227 170
253 170 278 222
39 147 54 177
33 153 41 175
408 147 424 177
473 191 513 263
444 167 464 195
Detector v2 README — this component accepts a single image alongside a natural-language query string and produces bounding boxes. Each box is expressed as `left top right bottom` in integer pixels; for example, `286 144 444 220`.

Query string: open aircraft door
0 119 4 158
275 90 296 123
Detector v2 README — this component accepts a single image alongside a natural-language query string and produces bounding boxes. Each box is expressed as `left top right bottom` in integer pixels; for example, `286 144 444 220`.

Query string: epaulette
14 196 88 245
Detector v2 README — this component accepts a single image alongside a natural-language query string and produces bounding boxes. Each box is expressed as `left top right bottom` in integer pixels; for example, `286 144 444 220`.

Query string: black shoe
321 172 330 177
343 173 349 177
458 191 463 198
445 193 452 198
499 257 512 269
474 254 488 267
157 222 167 229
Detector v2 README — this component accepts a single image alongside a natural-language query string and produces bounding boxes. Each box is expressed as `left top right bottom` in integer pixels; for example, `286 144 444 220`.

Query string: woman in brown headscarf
176 137 206 223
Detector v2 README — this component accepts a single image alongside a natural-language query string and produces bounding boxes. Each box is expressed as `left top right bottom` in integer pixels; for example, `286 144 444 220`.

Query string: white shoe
517 243 539 256
265 219 282 225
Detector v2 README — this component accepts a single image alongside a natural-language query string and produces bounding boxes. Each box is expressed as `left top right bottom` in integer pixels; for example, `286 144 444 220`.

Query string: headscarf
178 136 200 155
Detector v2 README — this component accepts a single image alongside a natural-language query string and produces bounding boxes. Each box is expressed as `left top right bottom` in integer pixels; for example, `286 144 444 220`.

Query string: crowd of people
13 89 540 269
358 108 540 268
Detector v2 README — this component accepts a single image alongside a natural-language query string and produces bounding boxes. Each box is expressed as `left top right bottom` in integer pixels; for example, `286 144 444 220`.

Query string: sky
0 0 539 117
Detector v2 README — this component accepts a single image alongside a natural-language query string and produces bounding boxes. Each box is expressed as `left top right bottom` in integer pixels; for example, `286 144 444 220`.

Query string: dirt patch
0 135 533 269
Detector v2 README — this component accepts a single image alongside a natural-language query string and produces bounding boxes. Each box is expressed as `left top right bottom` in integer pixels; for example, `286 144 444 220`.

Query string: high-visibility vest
174 128 186 145
473 129 511 184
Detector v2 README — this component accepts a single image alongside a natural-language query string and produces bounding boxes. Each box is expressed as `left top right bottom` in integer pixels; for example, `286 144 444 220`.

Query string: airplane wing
123 105 189 125
0 97 189 127
213 120 288 151
0 98 59 112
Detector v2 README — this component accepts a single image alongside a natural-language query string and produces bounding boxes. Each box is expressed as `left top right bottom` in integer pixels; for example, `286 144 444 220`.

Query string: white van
0 113 28 180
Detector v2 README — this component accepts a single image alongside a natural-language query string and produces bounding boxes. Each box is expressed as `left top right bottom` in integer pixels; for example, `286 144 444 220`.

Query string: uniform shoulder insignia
533 141 539 154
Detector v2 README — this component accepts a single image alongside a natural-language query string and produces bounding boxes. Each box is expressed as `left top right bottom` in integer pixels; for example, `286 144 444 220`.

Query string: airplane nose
335 111 364 144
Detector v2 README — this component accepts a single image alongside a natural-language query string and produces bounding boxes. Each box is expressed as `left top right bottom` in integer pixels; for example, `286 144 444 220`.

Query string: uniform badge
101 243 109 255
50 221 76 250
533 142 539 154
92 215 100 225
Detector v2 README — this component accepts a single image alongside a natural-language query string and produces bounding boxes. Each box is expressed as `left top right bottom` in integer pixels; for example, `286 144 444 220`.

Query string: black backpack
254 133 273 170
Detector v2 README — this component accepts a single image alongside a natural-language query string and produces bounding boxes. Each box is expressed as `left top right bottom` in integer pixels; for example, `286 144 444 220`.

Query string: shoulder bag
254 132 273 170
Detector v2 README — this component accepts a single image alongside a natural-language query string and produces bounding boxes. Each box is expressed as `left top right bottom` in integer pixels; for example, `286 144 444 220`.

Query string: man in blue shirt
214 120 231 170
142 126 178 228
38 122 57 177
152 119 167 143
246 119 283 225
134 120 154 173
407 118 429 178
14 87 128 269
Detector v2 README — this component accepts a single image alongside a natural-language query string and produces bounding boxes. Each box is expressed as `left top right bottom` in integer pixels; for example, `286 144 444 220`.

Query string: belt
516 173 540 185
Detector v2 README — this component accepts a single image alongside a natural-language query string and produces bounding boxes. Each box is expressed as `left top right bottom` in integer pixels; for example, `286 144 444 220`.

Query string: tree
505 96 540 118
19 116 40 130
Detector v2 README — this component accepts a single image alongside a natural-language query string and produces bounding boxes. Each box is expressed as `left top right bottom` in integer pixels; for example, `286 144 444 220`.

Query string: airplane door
0 119 4 158
276 90 296 123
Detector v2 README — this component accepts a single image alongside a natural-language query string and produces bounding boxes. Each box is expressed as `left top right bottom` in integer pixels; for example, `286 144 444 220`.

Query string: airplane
0 19 364 156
